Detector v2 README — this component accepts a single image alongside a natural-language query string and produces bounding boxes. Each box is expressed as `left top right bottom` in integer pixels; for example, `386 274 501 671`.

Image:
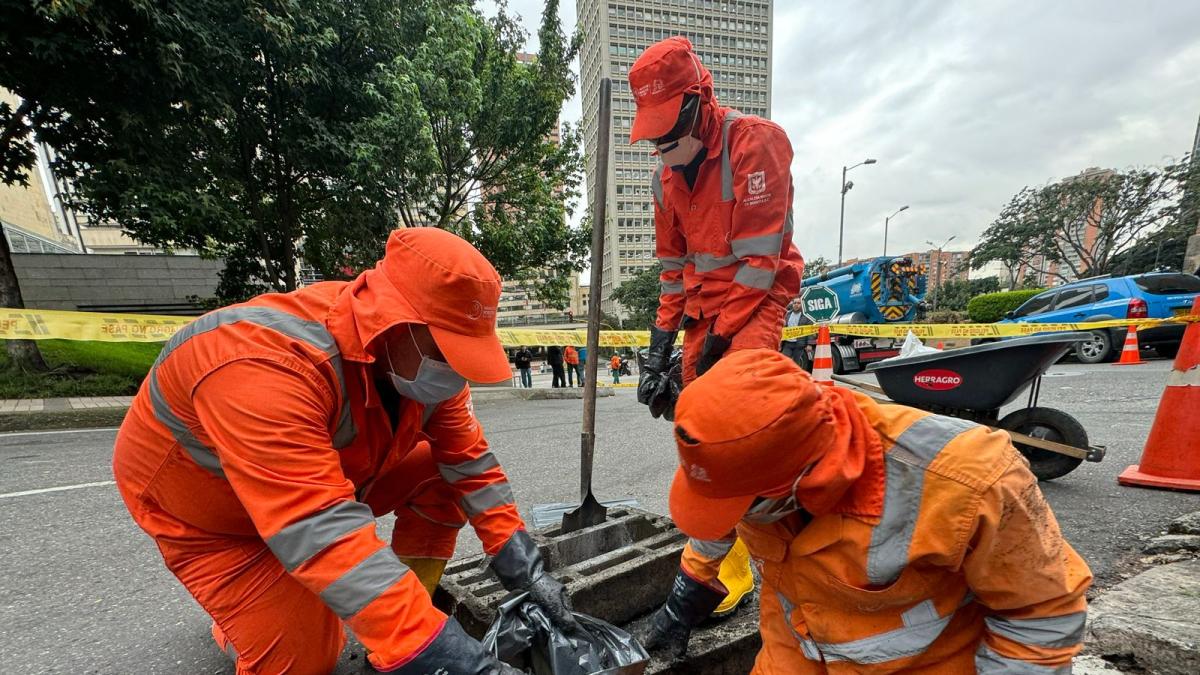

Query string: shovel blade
560 491 608 533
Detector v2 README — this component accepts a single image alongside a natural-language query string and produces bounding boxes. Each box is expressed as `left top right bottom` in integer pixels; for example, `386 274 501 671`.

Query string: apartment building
577 0 774 314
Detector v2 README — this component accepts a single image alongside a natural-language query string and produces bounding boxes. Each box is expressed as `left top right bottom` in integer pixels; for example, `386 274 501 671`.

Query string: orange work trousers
682 300 787 384
125 442 464 675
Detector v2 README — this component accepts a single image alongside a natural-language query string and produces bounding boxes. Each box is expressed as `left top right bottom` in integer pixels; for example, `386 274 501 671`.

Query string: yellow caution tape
0 308 193 343
1 308 1196 345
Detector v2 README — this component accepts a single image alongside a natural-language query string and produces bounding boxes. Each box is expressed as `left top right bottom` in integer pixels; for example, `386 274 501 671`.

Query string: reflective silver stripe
661 280 684 295
984 612 1086 649
815 599 956 664
266 501 375 571
461 481 515 517
733 263 775 289
320 546 409 619
975 642 1071 674
689 537 735 559
867 414 975 585
731 232 783 258
776 592 822 661
651 163 666 210
720 111 743 200
693 252 739 273
438 452 501 483
785 208 794 236
147 370 224 477
660 256 687 271
152 306 358 452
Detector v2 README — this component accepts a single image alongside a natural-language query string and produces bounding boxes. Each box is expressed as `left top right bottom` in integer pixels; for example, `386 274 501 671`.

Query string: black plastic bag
482 592 649 675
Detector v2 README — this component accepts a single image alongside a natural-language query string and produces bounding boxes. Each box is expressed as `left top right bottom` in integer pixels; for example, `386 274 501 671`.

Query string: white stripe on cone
812 327 833 383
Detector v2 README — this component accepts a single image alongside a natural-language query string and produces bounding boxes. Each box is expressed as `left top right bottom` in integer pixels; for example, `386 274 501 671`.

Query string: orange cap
669 350 837 540
376 228 510 384
628 36 712 143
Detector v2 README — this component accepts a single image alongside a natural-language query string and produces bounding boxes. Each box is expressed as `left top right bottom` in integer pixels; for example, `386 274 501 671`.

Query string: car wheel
831 346 845 375
1074 330 1113 364
999 407 1087 481
1154 343 1179 359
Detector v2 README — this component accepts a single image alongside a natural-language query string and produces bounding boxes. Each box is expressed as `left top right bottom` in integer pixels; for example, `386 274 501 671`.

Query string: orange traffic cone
1112 325 1144 366
1118 297 1200 491
811 326 834 384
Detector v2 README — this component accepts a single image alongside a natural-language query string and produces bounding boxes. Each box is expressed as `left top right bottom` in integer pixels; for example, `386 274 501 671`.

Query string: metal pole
580 78 611 502
838 166 847 265
883 215 890 257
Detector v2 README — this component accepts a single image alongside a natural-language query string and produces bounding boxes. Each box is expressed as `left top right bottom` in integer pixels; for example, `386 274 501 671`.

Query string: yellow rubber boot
713 537 754 616
398 557 448 597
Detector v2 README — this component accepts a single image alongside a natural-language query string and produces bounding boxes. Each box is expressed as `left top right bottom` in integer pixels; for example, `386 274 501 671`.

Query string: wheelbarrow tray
865 333 1090 412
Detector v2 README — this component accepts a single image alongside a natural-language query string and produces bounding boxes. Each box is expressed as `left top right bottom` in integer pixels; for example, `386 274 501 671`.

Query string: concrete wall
12 254 224 314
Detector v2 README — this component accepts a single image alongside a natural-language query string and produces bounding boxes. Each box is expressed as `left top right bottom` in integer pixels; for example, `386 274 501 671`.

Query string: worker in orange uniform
113 228 576 675
640 350 1092 673
629 35 805 616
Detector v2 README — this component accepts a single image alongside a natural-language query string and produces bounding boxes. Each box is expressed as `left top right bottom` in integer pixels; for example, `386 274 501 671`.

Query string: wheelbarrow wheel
999 407 1087 481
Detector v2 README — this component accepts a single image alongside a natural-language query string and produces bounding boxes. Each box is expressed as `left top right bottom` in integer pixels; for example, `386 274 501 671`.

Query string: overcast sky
485 1 1200 263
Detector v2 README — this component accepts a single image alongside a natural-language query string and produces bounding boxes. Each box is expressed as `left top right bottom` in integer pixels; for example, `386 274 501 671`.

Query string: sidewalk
0 396 133 414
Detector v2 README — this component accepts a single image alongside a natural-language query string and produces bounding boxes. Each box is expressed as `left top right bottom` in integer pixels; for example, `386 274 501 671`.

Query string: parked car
996 273 1200 363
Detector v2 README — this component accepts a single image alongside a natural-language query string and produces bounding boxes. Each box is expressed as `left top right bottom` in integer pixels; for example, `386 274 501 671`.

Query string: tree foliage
0 0 587 304
802 255 833 279
972 156 1196 285
611 262 662 330
966 288 1047 323
931 276 1002 312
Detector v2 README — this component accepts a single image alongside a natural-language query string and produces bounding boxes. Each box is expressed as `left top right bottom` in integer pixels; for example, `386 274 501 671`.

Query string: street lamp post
883 205 909 257
925 235 957 312
838 158 877 264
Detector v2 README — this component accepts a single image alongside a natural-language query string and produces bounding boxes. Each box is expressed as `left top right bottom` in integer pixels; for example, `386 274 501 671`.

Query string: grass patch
0 340 162 399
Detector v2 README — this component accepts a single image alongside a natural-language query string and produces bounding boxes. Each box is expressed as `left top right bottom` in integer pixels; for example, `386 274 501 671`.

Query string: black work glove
695 331 732 377
490 530 581 635
363 617 521 674
638 327 679 418
637 567 728 661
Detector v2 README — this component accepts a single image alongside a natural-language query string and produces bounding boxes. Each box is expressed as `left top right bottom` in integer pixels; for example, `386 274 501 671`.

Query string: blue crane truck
791 256 928 373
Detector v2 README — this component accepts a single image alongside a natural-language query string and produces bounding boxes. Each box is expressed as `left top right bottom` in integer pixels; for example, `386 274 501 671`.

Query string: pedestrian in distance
629 35 805 618
639 350 1092 673
780 296 806 367
112 229 575 675
547 345 566 388
610 353 623 384
514 347 533 388
577 345 588 388
564 345 580 386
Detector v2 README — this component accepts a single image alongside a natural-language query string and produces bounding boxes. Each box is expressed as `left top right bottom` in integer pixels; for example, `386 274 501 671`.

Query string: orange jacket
653 103 804 338
681 395 1091 673
564 346 580 365
610 355 622 370
113 276 524 666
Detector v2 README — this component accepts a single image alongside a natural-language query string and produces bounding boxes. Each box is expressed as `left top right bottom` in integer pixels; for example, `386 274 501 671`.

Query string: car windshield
1013 292 1055 317
1134 274 1200 295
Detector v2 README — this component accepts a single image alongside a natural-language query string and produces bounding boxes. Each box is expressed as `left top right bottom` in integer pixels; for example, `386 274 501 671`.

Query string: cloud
492 1 1200 263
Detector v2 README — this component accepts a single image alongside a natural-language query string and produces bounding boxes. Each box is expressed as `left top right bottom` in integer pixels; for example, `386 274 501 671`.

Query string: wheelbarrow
837 333 1106 480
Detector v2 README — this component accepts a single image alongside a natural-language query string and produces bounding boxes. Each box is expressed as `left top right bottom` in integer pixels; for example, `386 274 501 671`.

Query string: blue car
998 272 1200 363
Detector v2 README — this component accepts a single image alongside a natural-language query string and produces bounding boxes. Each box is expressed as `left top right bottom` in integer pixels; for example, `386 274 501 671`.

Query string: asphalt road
1 357 1195 673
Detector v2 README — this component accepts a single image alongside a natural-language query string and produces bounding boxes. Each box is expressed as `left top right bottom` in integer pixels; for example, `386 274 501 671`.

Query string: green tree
0 0 586 306
612 263 662 330
933 276 1001 312
803 254 833 280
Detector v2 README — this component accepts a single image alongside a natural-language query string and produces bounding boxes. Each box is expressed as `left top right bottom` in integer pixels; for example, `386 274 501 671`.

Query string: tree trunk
0 229 48 372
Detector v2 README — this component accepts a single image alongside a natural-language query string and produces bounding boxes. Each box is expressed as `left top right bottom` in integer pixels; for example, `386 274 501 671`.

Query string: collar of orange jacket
793 388 886 521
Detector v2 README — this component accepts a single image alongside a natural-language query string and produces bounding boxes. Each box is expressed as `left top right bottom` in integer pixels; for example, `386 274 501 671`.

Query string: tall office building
577 0 773 314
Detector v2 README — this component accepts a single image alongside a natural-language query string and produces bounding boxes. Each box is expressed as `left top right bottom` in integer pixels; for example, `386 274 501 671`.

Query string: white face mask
386 326 466 405
743 473 804 524
655 100 703 170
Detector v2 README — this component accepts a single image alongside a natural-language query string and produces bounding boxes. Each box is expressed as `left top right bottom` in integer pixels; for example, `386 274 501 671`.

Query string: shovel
562 78 612 534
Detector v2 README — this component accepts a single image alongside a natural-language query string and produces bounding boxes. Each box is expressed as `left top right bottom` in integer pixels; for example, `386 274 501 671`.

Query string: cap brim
429 324 512 385
629 92 686 144
668 466 756 541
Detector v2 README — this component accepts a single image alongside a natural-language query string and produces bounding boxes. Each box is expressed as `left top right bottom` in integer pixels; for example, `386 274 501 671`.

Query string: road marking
0 427 120 439
0 480 116 499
